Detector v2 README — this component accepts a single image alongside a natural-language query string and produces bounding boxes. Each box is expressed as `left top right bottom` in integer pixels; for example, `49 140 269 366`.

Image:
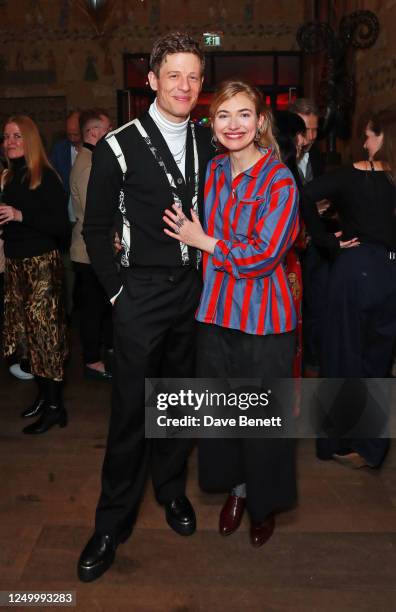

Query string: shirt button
177 178 183 184
168 275 175 283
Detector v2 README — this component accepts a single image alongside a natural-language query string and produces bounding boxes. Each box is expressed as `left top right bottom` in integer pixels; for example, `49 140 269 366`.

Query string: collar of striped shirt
212 147 271 178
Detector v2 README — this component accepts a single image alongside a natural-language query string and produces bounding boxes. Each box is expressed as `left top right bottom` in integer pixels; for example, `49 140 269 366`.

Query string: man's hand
0 205 22 224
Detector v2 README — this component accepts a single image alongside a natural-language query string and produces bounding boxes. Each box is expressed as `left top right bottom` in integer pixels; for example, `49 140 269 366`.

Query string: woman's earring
254 128 262 142
211 134 218 149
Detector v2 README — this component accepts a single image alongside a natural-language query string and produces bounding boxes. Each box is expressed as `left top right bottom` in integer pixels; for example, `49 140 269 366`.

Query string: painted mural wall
353 0 396 121
0 0 305 143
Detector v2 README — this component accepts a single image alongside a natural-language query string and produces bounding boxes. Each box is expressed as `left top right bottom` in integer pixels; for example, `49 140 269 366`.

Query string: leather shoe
219 495 246 536
21 395 46 419
84 365 112 381
333 451 371 469
250 514 275 548
78 531 128 582
164 496 196 536
22 406 67 434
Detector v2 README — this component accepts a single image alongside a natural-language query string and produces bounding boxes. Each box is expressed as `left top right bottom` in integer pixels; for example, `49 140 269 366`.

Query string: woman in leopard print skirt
0 115 69 434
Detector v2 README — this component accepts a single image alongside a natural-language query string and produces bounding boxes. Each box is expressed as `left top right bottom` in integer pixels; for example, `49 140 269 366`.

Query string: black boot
23 380 67 435
21 376 47 418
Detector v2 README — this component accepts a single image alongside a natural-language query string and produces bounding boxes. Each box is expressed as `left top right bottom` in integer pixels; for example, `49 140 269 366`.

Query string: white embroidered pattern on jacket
118 188 130 268
105 119 200 268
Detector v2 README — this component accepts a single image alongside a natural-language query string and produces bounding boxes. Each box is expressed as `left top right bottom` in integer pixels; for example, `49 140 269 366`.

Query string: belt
360 242 396 261
128 264 195 273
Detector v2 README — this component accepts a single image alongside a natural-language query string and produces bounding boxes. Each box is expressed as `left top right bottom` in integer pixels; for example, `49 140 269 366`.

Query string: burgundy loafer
250 514 275 548
219 495 246 536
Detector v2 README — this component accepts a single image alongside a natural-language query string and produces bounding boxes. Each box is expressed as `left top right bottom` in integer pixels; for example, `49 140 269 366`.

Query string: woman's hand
163 204 218 254
316 199 331 215
334 231 360 249
0 205 22 224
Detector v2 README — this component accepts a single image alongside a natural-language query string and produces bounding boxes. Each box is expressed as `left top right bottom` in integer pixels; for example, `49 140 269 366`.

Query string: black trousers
95 266 201 537
73 262 112 363
197 323 297 523
302 243 330 371
317 244 396 466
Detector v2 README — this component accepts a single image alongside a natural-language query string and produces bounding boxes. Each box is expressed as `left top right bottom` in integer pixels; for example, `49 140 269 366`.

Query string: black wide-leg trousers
302 243 330 371
317 244 396 466
95 266 201 537
73 262 113 364
196 323 297 523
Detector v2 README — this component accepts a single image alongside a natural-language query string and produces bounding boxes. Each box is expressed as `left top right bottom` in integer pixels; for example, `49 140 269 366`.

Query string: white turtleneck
149 99 189 179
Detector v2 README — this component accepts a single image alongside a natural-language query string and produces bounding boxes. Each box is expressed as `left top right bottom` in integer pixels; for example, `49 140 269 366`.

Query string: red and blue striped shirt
196 149 299 335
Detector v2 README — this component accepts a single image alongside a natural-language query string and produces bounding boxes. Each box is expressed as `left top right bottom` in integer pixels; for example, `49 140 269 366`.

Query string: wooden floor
1 336 396 612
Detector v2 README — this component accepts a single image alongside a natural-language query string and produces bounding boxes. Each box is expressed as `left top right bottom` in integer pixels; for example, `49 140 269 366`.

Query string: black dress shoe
78 532 120 583
21 395 46 418
164 496 196 536
84 365 112 381
21 376 48 418
22 405 67 434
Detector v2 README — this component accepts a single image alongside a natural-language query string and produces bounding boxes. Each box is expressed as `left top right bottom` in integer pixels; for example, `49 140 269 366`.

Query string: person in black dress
302 111 396 468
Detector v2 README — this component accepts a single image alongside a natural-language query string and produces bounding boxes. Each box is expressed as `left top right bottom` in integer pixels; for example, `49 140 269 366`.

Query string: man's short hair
149 31 205 77
79 108 110 133
66 110 80 121
289 98 319 117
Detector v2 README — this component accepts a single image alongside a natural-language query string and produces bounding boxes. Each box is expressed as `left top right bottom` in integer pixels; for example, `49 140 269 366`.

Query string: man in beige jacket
70 109 113 380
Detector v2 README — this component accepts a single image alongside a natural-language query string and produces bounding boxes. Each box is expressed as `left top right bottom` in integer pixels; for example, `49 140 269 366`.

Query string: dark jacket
50 139 73 195
83 113 213 299
308 144 325 179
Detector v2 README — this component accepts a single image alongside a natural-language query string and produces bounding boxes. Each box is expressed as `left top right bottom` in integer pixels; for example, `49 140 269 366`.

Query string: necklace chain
173 141 187 165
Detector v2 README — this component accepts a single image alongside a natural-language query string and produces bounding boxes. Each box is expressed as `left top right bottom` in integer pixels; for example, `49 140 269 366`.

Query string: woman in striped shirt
163 80 299 547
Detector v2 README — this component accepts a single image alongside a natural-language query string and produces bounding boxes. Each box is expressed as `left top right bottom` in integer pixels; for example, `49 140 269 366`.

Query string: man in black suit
289 98 323 188
78 32 213 582
289 98 328 378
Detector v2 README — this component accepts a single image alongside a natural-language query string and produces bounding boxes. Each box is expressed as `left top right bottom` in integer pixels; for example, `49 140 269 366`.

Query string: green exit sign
203 32 222 47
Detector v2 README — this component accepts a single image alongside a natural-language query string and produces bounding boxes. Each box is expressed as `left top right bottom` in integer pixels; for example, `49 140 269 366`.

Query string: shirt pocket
232 198 265 239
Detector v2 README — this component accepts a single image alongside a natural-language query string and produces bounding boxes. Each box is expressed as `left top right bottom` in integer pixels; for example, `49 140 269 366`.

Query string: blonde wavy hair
209 80 281 160
3 115 55 189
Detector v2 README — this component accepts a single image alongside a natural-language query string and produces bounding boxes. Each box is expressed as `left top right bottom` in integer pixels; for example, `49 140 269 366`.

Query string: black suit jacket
308 144 325 179
83 113 213 298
